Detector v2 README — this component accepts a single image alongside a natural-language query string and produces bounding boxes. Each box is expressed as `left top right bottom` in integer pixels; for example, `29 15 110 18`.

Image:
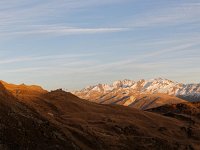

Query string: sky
0 0 200 90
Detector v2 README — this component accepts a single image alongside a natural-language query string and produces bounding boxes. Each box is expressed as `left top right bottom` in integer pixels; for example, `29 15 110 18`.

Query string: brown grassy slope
12 91 200 149
0 80 47 101
147 102 200 148
75 88 186 110
126 93 186 110
1 82 200 150
0 83 76 150
147 101 200 119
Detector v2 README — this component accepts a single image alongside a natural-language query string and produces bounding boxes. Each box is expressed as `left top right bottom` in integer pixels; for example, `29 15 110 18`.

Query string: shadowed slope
1 82 200 149
15 89 200 149
147 102 200 145
0 83 75 150
147 101 200 119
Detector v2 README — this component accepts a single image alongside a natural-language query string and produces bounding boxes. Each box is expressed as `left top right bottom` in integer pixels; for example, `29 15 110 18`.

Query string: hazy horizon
0 0 200 90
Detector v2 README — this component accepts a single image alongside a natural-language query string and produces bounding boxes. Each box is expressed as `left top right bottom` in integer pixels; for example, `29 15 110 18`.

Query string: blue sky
0 0 199 90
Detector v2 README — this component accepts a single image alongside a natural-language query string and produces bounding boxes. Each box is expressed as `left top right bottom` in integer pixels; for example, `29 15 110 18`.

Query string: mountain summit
74 78 200 109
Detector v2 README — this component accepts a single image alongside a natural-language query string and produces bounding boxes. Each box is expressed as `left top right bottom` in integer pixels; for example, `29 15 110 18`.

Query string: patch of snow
91 86 101 92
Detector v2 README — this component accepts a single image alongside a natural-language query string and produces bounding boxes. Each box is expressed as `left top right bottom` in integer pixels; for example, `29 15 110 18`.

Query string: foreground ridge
0 81 200 149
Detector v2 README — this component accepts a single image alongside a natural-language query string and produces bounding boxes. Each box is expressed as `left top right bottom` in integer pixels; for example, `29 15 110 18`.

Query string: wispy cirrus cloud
0 67 44 74
0 0 129 37
0 1 199 90
3 26 128 36
142 42 200 58
69 41 200 74
0 53 97 65
125 2 200 28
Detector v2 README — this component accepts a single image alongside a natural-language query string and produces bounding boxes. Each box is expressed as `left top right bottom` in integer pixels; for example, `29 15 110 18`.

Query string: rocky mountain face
1 80 200 149
74 78 200 109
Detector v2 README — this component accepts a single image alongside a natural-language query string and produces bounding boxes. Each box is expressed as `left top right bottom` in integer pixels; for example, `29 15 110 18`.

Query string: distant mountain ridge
74 78 200 109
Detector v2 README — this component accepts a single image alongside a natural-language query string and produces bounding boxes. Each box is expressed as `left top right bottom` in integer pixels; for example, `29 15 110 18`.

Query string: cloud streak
5 27 128 36
125 2 200 28
0 0 129 38
0 53 98 65
0 1 199 90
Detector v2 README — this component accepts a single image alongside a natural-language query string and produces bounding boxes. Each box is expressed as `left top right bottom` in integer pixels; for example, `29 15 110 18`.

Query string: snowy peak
82 79 135 94
141 78 182 95
92 84 114 92
75 78 200 102
78 78 180 94
113 79 135 88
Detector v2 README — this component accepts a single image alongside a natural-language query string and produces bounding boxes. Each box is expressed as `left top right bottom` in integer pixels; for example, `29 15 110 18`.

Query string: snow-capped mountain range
74 78 200 109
